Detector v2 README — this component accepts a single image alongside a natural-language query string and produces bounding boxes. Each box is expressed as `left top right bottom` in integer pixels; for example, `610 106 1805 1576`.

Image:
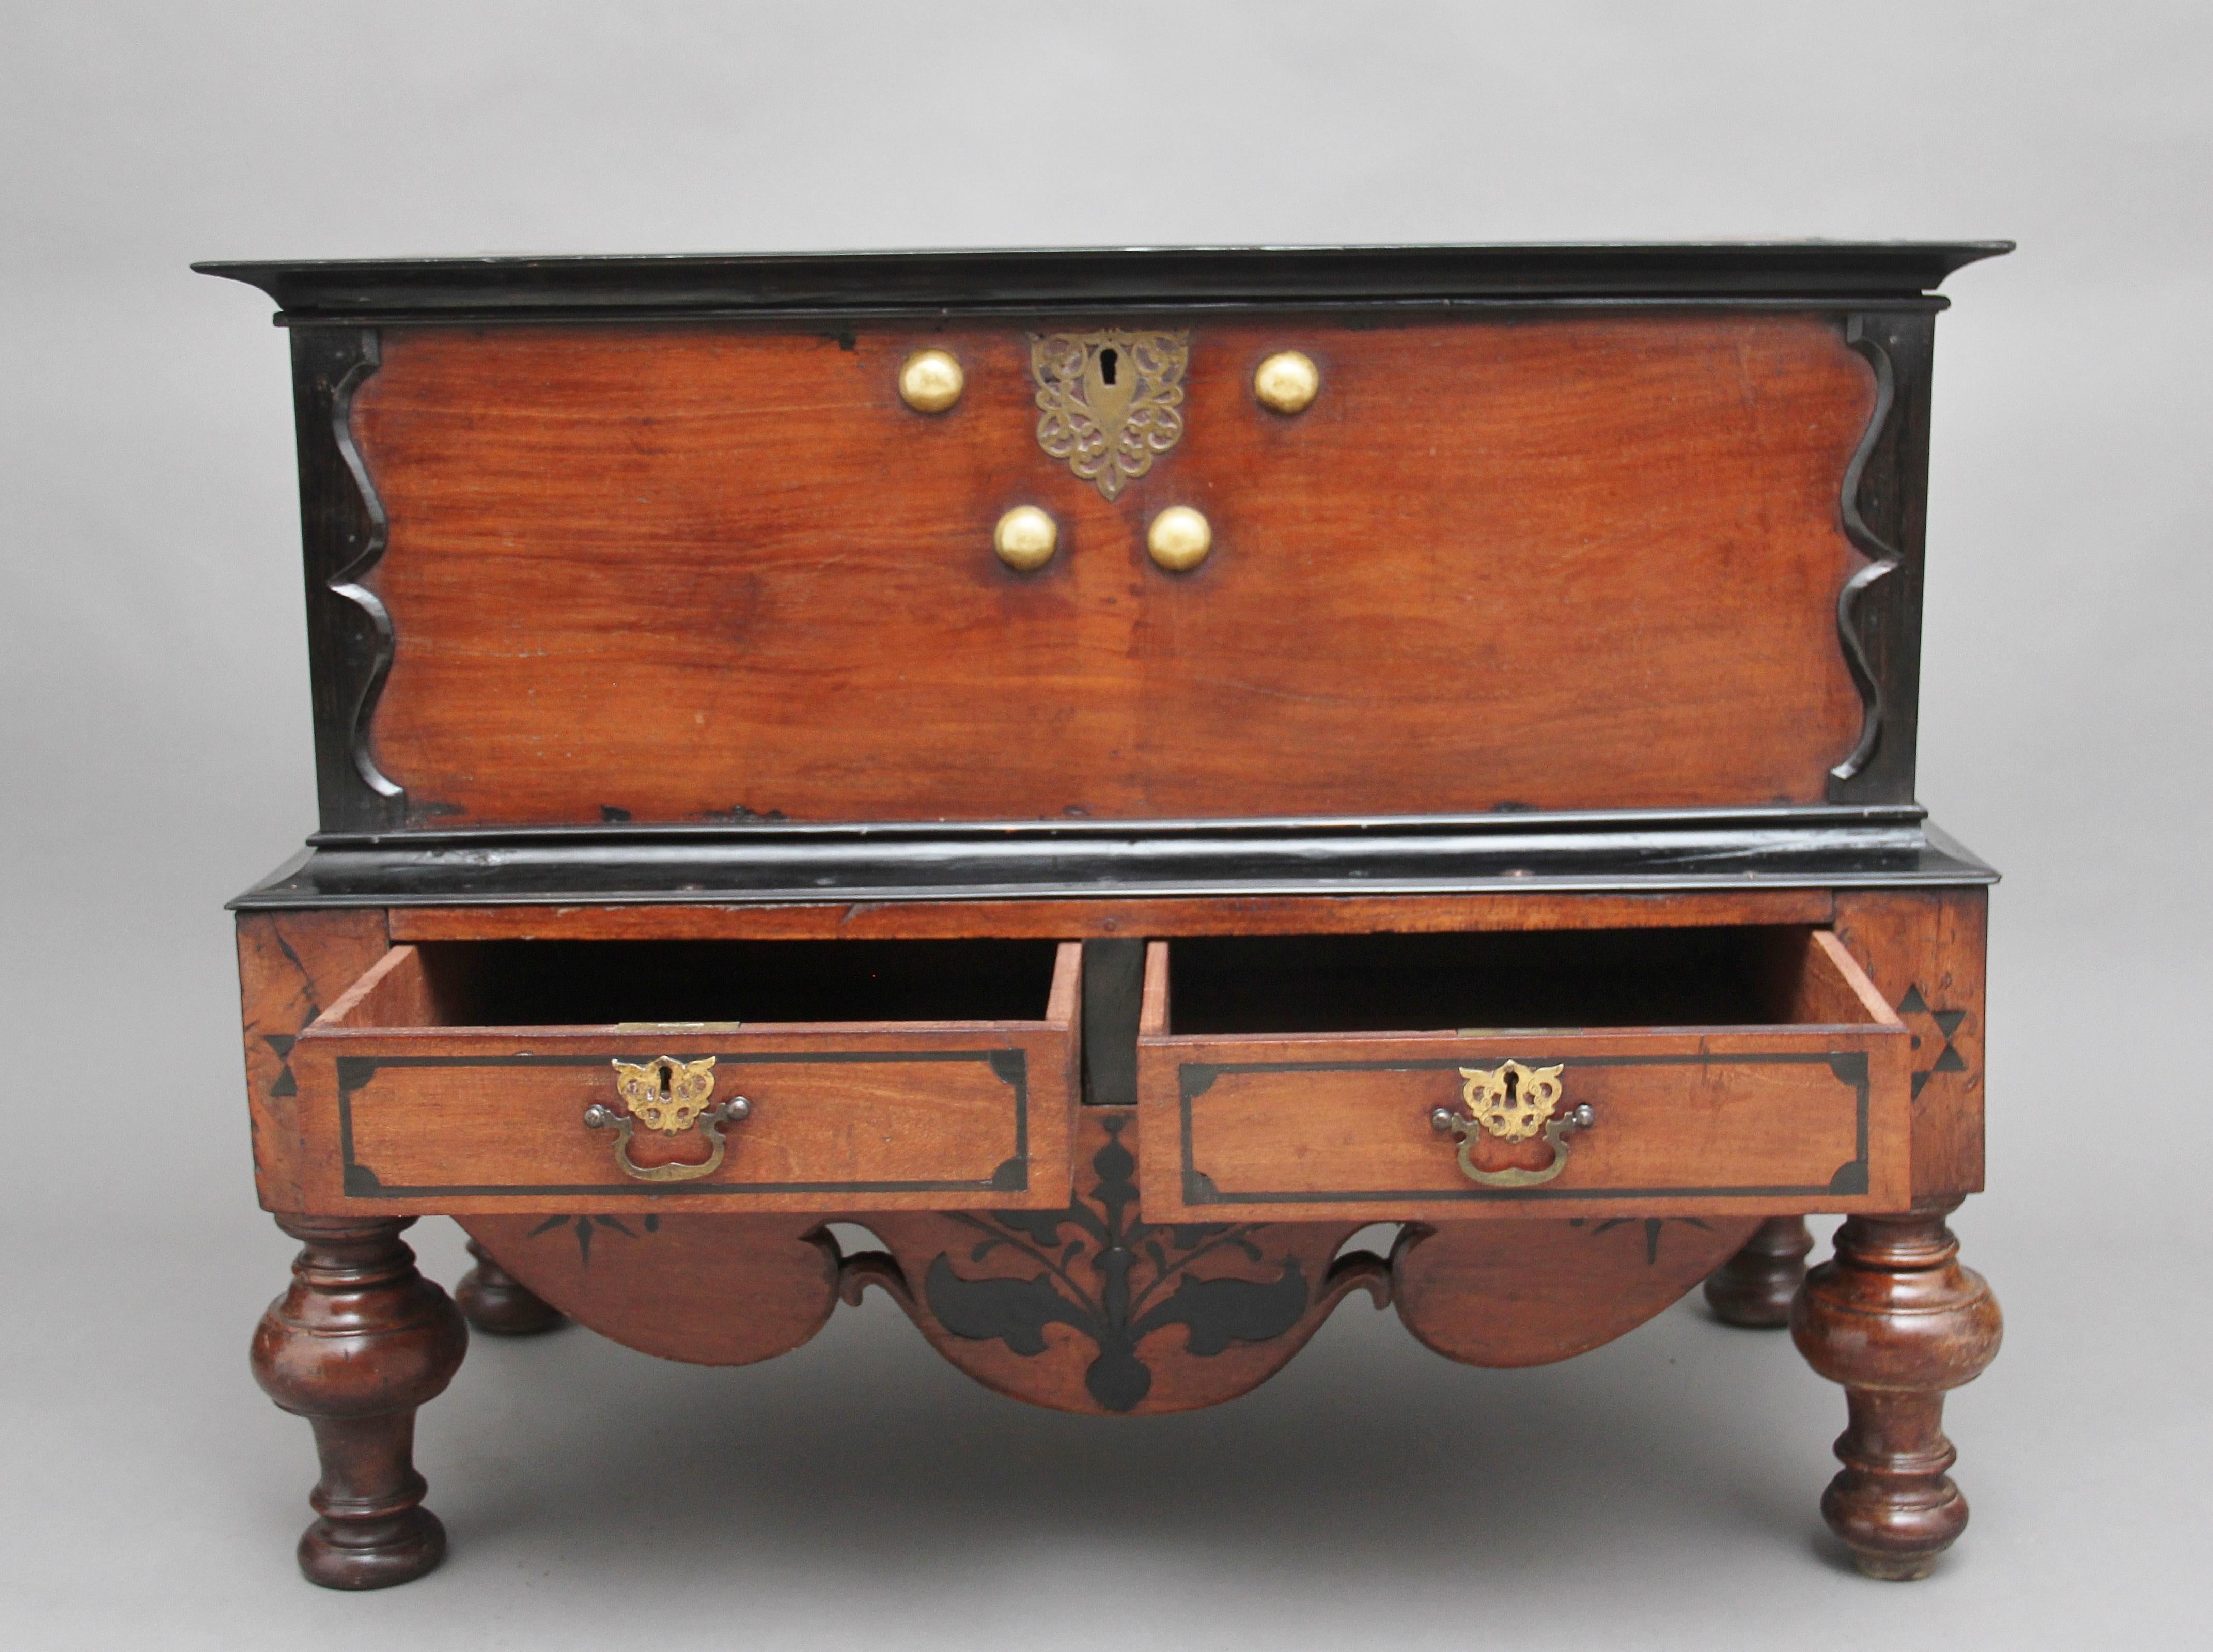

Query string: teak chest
202 242 2007 1588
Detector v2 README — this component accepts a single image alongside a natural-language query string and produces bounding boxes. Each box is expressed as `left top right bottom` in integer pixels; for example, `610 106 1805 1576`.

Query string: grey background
4 3 2208 1646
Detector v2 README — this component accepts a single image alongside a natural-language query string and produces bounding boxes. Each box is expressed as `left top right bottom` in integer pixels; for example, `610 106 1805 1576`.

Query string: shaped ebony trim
291 328 406 831
1827 312 1937 804
197 242 2009 325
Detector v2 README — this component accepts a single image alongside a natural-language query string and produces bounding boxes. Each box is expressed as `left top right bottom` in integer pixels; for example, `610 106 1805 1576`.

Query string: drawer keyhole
1099 347 1118 386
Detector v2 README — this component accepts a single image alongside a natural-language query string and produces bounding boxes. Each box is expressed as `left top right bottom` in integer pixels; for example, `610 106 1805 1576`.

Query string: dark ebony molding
229 807 1997 910
196 242 2009 325
1827 311 1937 804
290 327 406 831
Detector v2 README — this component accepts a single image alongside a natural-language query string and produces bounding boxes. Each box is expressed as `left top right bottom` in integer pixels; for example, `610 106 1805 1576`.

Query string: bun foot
1851 1541 1941 1582
1704 1215 1813 1327
457 1238 565 1336
253 1216 467 1590
1791 1207 2001 1580
299 1495 447 1591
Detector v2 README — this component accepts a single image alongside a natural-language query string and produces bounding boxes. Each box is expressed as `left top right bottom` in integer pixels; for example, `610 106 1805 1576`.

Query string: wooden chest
204 242 2006 1588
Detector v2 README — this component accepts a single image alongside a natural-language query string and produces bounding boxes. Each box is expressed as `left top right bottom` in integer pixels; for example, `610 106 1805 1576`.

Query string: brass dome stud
994 505 1058 571
1146 506 1213 572
898 348 965 413
1254 350 1320 414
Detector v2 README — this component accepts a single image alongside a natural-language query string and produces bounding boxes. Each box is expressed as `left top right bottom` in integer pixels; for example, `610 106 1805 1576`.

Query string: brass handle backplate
586 1056 751 1183
1429 1061 1594 1189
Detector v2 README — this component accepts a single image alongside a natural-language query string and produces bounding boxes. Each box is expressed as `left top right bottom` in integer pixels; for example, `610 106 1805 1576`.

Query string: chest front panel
348 313 1875 827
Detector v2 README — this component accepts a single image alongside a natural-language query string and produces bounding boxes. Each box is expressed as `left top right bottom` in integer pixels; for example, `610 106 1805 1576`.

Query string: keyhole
1099 347 1118 386
1503 1069 1519 1100
657 1063 673 1096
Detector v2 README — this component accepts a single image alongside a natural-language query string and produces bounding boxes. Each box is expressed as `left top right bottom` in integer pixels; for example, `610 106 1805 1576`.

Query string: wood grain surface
285 942 1081 1214
1135 930 1912 1221
350 314 1874 825
461 1213 840 1365
1832 889 1988 1204
237 910 391 1210
1393 1215 1759 1366
386 887 1837 943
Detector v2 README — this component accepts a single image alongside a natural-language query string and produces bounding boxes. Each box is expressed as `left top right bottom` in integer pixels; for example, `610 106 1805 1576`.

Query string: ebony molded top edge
231 818 1999 910
194 242 2013 321
306 803 1930 851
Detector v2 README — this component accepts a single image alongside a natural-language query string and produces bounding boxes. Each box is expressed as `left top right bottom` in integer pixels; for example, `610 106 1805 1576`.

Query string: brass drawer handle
1430 1061 1594 1189
585 1057 751 1183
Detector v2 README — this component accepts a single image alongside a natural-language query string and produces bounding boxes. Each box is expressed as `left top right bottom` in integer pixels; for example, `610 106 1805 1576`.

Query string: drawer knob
1430 1061 1592 1189
898 348 965 413
994 505 1059 571
587 1057 751 1183
1254 350 1320 414
1146 505 1212 572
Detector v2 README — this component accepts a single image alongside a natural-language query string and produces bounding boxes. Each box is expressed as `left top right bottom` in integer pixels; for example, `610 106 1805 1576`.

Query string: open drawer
289 938 1079 1213
1134 927 1909 1221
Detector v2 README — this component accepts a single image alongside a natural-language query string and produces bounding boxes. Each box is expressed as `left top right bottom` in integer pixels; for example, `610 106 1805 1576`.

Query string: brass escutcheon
1032 329 1188 500
1430 1061 1594 1189
586 1056 751 1183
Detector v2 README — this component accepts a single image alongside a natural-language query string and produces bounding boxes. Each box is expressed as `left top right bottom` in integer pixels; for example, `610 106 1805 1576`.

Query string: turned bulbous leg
1704 1215 1814 1328
1790 1206 2001 1580
251 1215 469 1589
456 1237 565 1336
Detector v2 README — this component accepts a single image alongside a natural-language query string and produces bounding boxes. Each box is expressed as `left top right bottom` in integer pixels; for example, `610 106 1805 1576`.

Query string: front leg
251 1216 468 1589
1790 1206 2002 1579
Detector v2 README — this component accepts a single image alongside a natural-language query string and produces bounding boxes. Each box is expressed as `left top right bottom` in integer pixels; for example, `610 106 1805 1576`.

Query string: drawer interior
1151 927 1881 1035
338 938 1065 1028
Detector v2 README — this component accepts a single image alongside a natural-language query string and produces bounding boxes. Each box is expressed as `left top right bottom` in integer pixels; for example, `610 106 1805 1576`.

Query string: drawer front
347 313 1872 828
288 943 1079 1214
1135 931 1911 1221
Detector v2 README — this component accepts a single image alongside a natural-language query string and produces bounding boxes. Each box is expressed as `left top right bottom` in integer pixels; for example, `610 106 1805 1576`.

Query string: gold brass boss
994 505 1058 571
1253 350 1320 414
1146 506 1212 572
898 348 964 413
